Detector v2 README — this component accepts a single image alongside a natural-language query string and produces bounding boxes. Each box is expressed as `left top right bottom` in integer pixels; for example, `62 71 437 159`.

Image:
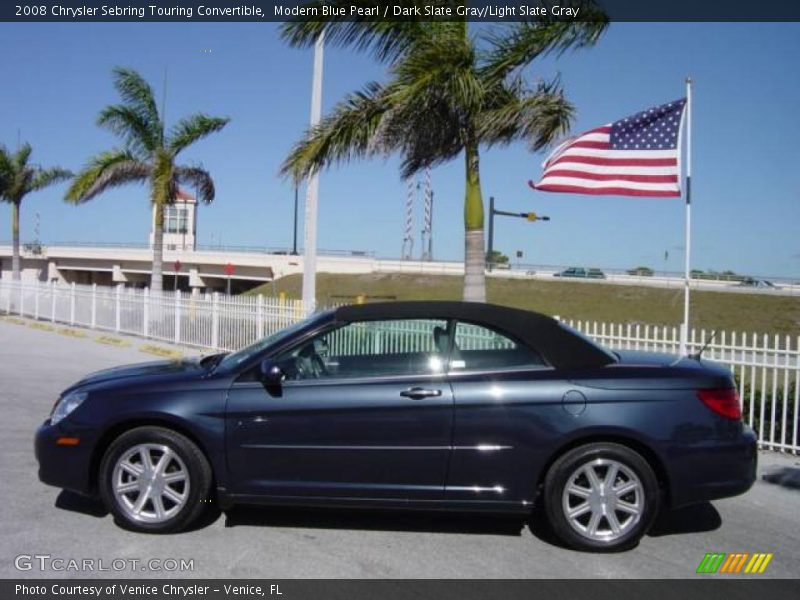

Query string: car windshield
216 310 330 372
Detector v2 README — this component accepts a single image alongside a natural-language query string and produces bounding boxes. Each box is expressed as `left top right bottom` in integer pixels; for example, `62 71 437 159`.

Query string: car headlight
51 392 88 425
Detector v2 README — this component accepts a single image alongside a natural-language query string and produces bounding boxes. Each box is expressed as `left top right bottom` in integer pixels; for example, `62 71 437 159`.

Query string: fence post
211 292 220 349
115 284 122 332
91 283 97 329
34 282 40 320
69 282 76 325
19 282 25 316
256 295 264 339
6 282 11 314
143 287 150 338
50 281 56 323
174 291 181 345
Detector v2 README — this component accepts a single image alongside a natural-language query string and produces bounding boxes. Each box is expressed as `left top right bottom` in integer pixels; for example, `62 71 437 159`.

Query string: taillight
697 388 742 420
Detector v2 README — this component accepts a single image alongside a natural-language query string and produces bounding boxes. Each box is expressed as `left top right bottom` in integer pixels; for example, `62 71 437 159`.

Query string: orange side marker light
56 436 80 446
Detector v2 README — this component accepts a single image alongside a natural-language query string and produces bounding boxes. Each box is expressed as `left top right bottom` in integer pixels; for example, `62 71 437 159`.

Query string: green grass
247 272 800 338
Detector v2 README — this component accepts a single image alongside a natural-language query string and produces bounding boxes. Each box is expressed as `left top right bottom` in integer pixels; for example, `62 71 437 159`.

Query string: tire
543 442 660 552
99 426 212 533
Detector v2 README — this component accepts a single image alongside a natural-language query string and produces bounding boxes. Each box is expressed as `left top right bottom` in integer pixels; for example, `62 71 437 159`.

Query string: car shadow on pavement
53 491 722 543
526 502 723 551
55 490 108 517
54 491 223 532
224 505 526 536
526 508 570 549
762 466 800 490
647 502 722 537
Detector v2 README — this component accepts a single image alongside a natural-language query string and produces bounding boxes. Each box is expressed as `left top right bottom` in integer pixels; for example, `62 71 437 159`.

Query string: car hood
64 358 206 394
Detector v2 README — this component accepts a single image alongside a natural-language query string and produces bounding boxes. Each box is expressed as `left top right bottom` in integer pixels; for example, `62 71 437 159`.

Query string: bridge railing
1 279 797 454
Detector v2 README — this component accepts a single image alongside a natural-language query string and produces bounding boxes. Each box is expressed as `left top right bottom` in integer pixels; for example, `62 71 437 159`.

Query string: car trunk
569 350 735 390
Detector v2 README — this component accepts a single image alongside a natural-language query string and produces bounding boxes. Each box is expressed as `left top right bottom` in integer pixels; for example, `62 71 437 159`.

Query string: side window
451 322 545 372
277 319 450 381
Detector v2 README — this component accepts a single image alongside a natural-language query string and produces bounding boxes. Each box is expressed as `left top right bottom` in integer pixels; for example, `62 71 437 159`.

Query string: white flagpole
301 30 324 314
680 77 693 355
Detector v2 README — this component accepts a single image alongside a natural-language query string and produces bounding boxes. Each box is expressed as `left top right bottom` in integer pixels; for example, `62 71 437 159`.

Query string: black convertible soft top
333 301 615 370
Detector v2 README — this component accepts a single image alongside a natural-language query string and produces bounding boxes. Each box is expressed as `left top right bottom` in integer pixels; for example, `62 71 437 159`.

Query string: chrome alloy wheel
111 443 190 523
561 458 643 543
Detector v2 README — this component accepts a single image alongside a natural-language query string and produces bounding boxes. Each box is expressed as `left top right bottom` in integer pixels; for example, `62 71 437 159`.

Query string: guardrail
1 280 797 454
0 240 377 258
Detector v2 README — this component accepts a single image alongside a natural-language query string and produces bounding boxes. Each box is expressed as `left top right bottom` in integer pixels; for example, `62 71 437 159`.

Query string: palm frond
476 78 574 151
174 166 215 204
30 167 72 192
280 1 430 63
0 145 12 201
167 114 230 156
97 104 159 157
390 25 483 115
12 143 33 171
65 149 150 203
280 81 392 181
393 101 465 178
111 67 163 143
481 6 608 81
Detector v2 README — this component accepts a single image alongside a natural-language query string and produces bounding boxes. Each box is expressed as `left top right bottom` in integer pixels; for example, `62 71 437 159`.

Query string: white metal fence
559 318 799 455
1 279 797 454
0 280 309 352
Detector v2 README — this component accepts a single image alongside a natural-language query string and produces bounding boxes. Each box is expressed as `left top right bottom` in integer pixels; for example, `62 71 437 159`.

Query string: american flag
530 99 687 197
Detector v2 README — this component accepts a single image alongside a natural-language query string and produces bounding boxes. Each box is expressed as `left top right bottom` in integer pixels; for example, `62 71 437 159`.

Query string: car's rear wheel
543 442 660 552
99 426 212 533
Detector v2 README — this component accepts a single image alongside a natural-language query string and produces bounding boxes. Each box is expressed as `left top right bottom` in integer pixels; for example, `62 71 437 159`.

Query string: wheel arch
534 432 672 506
89 417 215 495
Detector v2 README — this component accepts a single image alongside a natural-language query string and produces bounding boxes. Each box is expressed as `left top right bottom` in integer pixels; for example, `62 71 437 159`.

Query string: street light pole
487 196 495 272
301 30 324 313
486 196 550 271
292 184 299 255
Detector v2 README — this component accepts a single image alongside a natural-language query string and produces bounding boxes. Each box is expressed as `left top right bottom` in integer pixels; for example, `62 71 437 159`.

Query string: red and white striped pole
422 167 432 260
402 177 415 259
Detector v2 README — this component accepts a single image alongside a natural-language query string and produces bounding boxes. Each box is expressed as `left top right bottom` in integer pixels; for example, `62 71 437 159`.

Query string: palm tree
0 144 71 280
281 1 607 301
65 67 229 293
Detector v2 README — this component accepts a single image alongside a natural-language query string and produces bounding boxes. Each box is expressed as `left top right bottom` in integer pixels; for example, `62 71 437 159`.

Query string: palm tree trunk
463 141 486 302
151 202 164 293
11 201 21 281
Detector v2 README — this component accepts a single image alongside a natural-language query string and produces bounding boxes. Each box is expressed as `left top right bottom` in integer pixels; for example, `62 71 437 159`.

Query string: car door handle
400 387 442 399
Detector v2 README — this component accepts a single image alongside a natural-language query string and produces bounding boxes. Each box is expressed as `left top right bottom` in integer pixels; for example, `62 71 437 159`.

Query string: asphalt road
1 318 798 579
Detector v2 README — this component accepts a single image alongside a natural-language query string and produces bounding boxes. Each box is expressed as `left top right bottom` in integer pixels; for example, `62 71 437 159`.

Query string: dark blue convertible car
36 302 756 551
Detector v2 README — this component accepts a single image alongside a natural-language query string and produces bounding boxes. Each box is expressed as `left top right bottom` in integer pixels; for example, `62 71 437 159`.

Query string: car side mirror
259 359 284 385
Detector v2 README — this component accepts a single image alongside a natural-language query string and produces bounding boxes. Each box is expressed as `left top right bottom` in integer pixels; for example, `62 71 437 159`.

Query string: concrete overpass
0 242 797 296
0 242 386 293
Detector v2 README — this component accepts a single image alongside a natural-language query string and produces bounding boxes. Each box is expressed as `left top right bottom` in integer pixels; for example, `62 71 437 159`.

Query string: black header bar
3 1 800 23
3 579 800 600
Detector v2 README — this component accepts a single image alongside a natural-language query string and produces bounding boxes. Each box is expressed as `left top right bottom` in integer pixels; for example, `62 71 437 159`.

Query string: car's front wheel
543 442 660 552
99 426 212 533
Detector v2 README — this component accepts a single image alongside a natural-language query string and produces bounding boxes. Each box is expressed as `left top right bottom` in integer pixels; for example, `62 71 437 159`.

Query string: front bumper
35 420 98 496
669 425 758 507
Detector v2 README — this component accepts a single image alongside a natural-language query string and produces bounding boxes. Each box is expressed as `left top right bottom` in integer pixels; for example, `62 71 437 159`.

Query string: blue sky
1 22 798 277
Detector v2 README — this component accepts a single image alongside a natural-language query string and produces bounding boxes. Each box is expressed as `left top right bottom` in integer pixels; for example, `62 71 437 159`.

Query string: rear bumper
35 421 96 496
668 425 758 507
